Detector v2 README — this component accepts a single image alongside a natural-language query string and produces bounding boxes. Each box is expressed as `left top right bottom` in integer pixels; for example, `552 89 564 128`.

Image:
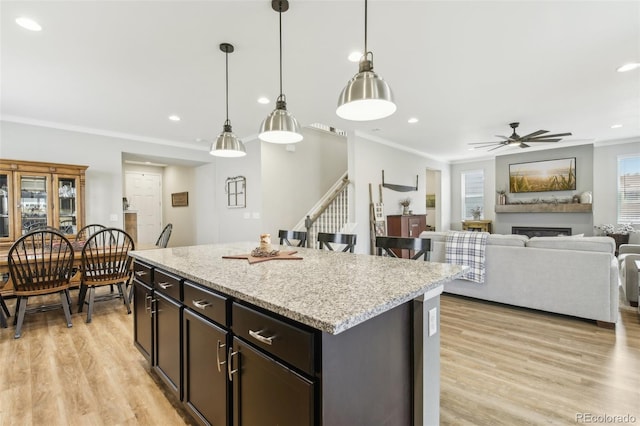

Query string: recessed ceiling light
16 17 42 31
168 115 181 122
616 63 640 72
348 51 362 62
408 117 419 124
611 124 623 129
257 97 270 104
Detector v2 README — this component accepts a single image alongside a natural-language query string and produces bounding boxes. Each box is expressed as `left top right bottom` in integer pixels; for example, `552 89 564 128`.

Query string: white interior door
125 172 162 245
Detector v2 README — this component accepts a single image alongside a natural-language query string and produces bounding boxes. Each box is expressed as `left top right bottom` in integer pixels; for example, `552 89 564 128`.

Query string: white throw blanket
445 231 489 283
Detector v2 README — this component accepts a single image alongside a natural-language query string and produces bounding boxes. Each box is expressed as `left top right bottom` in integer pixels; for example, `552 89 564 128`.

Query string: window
461 170 484 219
618 155 640 223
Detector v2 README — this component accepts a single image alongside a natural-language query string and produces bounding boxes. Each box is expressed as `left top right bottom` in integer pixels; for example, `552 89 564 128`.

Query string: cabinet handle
227 347 238 381
192 299 212 310
149 298 157 315
135 270 147 277
157 282 173 290
249 329 275 346
216 340 226 373
144 294 152 312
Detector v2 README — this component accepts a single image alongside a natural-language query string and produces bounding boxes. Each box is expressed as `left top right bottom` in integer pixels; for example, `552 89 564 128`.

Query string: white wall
349 132 451 255
450 159 496 231
261 127 348 238
163 165 196 247
593 140 640 228
194 163 217 244
214 139 262 244
1 121 211 234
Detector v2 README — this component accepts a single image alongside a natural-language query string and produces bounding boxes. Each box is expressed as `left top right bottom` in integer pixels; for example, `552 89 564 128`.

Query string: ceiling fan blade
526 138 561 143
494 135 511 141
488 145 506 151
468 141 502 145
519 130 548 139
527 132 572 139
519 143 530 148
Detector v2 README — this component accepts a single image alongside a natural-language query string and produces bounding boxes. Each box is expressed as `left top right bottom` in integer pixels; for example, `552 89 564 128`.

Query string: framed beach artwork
509 157 576 193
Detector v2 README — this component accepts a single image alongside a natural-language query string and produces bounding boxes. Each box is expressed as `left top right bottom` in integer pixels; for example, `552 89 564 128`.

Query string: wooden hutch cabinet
386 214 427 258
0 159 87 248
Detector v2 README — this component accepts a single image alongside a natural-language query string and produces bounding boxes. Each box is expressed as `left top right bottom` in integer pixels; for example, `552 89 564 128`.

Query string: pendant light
259 0 303 144
210 43 247 157
336 0 396 121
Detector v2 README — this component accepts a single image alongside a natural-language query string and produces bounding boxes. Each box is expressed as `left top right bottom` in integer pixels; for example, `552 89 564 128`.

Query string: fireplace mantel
495 203 592 213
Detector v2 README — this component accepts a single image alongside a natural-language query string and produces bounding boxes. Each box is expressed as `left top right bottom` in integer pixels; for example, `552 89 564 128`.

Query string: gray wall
494 144 594 235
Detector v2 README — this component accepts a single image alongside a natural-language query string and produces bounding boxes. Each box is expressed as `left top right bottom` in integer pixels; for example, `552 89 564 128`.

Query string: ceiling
2 1 639 163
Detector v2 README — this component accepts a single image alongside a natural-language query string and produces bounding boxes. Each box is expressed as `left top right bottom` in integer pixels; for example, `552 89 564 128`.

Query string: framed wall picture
226 176 246 208
171 191 189 207
509 157 576 193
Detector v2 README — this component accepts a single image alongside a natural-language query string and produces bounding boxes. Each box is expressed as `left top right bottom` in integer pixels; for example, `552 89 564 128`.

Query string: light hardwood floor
0 290 638 425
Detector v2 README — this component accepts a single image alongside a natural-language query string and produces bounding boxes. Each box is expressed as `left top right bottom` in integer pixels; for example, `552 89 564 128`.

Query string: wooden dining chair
78 228 134 323
76 223 106 241
155 223 173 248
0 275 9 328
375 236 431 261
317 232 357 253
278 230 307 247
7 230 75 338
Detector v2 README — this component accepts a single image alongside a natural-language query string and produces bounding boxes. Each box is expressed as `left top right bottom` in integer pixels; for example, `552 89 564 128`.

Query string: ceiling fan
469 122 572 151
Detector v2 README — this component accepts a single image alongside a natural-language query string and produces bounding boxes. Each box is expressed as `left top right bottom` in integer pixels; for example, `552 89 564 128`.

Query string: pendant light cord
364 0 368 55
279 6 283 99
225 49 229 124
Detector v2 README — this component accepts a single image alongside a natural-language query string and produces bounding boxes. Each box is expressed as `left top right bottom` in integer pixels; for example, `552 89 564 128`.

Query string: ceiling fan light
337 70 396 121
210 128 246 157
259 104 303 144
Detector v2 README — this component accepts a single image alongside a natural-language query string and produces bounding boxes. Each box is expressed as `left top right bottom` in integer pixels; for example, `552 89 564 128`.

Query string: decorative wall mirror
226 176 246 208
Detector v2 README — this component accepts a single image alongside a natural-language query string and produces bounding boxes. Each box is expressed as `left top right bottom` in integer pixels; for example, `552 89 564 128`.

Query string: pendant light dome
336 0 396 121
210 43 246 158
259 0 303 144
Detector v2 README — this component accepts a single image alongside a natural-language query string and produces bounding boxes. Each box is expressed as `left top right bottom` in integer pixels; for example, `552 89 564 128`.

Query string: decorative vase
498 194 506 205
402 206 410 215
579 191 592 204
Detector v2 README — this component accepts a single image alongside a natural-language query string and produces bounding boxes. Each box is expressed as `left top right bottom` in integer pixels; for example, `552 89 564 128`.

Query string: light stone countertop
129 242 467 335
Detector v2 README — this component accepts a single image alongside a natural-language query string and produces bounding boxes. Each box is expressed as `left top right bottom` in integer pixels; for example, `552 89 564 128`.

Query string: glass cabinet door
54 175 78 235
0 172 11 241
17 172 50 236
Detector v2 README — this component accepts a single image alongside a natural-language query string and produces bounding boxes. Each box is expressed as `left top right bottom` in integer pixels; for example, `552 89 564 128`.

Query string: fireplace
512 226 572 237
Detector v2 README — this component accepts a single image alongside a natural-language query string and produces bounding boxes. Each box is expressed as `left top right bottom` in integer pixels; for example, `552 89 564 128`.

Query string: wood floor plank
1 288 639 425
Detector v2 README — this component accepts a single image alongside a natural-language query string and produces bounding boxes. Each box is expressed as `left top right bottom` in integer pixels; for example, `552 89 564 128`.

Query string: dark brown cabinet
154 291 182 399
231 337 314 426
183 309 229 426
133 279 153 363
386 214 427 258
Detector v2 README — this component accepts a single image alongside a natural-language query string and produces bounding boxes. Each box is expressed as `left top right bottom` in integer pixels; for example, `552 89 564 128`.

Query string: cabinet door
232 337 314 426
183 309 229 426
133 279 153 363
0 171 13 243
15 171 51 236
53 174 81 236
154 291 182 399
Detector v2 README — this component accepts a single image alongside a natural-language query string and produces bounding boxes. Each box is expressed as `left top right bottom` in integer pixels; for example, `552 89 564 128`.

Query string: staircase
293 172 352 248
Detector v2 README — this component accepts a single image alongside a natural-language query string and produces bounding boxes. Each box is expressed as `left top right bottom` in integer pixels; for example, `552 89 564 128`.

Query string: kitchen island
129 242 465 426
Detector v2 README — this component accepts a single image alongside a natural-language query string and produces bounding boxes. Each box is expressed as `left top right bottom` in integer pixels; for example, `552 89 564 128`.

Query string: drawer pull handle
249 329 275 346
157 282 173 290
216 340 226 373
135 271 147 277
192 299 212 310
227 348 238 381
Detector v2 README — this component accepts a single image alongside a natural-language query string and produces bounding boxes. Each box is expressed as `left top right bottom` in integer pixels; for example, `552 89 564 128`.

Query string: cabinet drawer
155 269 181 301
133 261 153 286
232 302 315 375
183 281 228 327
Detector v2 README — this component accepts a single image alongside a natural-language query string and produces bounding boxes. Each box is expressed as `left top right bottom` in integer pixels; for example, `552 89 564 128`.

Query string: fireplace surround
512 226 572 237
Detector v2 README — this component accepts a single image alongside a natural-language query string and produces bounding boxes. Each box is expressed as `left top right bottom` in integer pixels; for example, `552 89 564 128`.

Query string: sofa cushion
418 231 448 243
486 234 528 247
526 236 614 254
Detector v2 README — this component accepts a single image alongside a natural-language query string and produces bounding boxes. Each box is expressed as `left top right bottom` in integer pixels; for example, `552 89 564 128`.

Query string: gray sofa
420 231 619 326
618 232 640 307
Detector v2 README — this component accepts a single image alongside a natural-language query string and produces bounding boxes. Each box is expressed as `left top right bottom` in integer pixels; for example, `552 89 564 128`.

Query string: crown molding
353 130 450 165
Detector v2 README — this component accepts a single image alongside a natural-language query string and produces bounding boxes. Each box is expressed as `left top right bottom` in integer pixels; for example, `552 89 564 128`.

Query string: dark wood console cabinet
387 214 427 258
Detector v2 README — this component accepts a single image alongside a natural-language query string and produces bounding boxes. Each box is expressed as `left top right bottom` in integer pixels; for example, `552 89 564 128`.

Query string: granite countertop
129 242 466 335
